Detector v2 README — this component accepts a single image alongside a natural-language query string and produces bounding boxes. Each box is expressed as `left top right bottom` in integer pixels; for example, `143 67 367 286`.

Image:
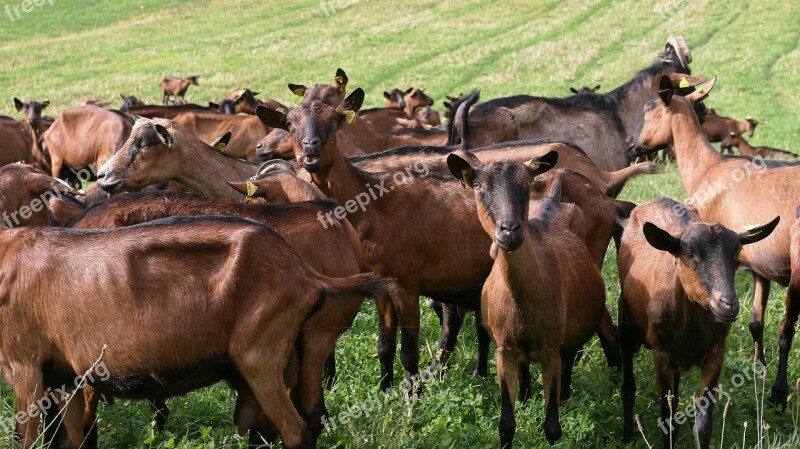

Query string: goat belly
88 354 242 399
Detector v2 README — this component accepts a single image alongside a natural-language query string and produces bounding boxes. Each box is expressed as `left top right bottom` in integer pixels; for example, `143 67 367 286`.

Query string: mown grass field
2 0 800 448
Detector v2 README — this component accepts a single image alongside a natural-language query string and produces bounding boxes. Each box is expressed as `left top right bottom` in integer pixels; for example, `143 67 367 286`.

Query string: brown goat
173 111 271 161
629 75 800 410
403 87 441 128
256 88 622 392
42 105 133 180
0 119 32 167
0 215 388 449
0 163 80 227
461 38 704 170
13 98 49 167
125 102 215 119
96 118 259 201
447 152 605 447
224 88 286 115
228 161 325 203
118 94 145 111
720 132 797 159
160 75 199 105
701 107 761 147
68 191 367 445
618 198 778 448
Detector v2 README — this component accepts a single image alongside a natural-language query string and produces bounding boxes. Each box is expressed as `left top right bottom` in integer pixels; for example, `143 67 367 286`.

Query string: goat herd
1 35 799 449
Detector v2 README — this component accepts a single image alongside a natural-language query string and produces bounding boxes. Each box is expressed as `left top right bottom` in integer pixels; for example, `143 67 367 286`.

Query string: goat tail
320 273 394 301
605 161 657 197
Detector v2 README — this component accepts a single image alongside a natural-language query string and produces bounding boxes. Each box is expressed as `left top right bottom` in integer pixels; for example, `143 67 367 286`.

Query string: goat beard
489 242 499 260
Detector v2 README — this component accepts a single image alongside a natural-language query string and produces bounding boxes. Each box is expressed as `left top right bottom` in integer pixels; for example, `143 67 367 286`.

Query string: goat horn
665 36 692 69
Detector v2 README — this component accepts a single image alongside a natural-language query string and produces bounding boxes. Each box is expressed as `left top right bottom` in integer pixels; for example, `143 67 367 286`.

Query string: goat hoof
768 389 788 413
543 422 563 446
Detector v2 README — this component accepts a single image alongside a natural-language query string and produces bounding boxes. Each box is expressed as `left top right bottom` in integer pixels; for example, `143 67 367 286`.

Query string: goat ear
226 180 263 198
13 98 23 111
665 73 706 88
404 87 414 95
210 131 232 150
526 151 558 177
120 94 126 100
256 106 289 130
154 124 175 147
739 216 780 245
383 91 391 100
337 88 365 123
643 222 682 255
447 153 478 187
686 75 717 105
658 76 674 106
334 68 348 91
126 112 144 123
570 87 578 94
593 85 601 91
41 101 49 109
288 84 306 97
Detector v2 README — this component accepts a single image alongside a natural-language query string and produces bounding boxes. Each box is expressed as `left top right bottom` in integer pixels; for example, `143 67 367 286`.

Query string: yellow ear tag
679 77 690 88
246 181 257 197
215 143 226 151
293 88 305 97
344 110 357 124
529 162 541 171
461 169 470 185
334 75 344 85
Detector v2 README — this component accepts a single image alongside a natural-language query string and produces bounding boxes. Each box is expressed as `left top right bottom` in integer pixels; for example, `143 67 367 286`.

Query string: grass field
2 0 800 448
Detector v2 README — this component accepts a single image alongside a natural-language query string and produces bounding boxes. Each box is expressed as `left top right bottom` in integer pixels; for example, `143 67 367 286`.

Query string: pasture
1 0 800 448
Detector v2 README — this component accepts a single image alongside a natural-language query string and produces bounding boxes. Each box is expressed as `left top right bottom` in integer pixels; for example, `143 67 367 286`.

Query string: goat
225 88 286 115
68 191 367 445
0 120 31 167
618 198 778 448
13 98 49 167
446 152 606 447
160 75 199 105
42 105 133 181
173 111 271 161
569 85 601 95
460 37 705 170
256 88 622 393
720 132 797 159
0 163 80 227
118 94 145 111
228 160 325 203
208 98 237 114
125 102 215 119
403 87 441 128
628 74 800 410
0 215 388 449
701 107 761 147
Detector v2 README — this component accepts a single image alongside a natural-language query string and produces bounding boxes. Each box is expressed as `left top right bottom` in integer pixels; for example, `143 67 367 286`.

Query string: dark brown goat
618 198 778 448
118 94 145 111
42 105 133 180
447 152 605 447
460 37 704 170
628 75 800 410
160 75 199 105
720 132 797 159
126 103 214 119
0 215 388 449
383 88 406 109
13 98 49 167
68 191 367 445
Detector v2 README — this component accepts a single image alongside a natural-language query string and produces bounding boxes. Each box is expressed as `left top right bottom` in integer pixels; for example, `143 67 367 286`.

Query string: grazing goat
618 198 778 448
160 75 199 105
42 105 133 180
569 85 601 95
460 37 705 170
720 132 797 159
0 215 389 449
628 75 800 410
446 152 605 447
701 107 761 146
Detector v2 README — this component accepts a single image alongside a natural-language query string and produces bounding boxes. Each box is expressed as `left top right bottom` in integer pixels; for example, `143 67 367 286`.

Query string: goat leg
748 273 770 367
769 277 800 411
518 363 531 404
474 311 490 378
428 303 465 375
148 398 169 432
376 295 398 392
695 352 723 449
497 348 519 449
655 360 680 449
541 352 563 446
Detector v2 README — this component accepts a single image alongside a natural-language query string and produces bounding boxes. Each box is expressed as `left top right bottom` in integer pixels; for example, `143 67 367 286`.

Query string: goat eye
472 182 480 189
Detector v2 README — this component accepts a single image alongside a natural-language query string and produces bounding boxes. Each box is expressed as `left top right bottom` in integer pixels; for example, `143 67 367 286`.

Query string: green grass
2 0 800 448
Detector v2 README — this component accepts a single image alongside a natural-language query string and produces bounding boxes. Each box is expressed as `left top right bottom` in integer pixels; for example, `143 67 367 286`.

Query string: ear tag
679 77 690 88
293 88 305 97
529 162 541 171
246 181 258 197
345 110 357 124
215 142 226 151
167 125 176 137
461 169 470 185
334 75 344 85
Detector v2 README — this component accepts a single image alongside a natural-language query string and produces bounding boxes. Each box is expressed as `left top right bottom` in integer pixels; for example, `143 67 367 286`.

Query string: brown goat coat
42 105 132 179
0 120 31 166
0 217 378 449
173 111 271 162
701 108 758 143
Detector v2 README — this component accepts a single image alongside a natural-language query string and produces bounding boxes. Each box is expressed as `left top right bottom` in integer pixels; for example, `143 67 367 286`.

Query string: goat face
14 98 49 130
383 88 406 110
643 218 779 322
288 68 348 108
187 76 199 86
96 119 176 193
405 88 434 108
120 95 144 111
447 152 558 253
255 88 364 173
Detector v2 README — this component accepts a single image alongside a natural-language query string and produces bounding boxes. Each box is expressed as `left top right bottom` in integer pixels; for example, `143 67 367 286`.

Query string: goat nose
302 137 320 148
499 221 520 233
28 118 37 127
